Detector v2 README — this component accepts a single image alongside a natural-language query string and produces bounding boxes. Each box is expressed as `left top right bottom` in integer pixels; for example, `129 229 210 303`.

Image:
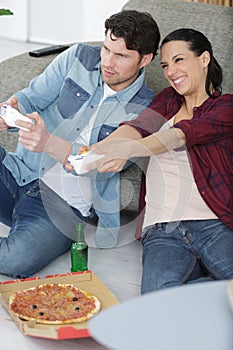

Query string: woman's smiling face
160 40 210 97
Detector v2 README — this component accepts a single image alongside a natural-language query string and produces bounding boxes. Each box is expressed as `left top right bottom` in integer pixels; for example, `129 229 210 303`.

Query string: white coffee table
89 280 233 350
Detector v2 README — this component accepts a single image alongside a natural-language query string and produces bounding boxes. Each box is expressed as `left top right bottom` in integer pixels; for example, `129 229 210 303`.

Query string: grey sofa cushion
0 53 65 152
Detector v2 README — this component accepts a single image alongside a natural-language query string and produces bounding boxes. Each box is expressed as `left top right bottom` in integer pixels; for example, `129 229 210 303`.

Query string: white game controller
0 104 34 131
68 150 105 175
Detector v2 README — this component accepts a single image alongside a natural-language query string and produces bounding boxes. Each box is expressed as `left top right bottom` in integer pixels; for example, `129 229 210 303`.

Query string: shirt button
76 127 80 131
22 179 26 183
106 131 110 135
41 167 45 171
76 92 81 97
201 191 205 195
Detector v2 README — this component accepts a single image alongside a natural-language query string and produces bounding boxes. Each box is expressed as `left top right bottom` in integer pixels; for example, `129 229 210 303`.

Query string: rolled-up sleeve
174 94 233 149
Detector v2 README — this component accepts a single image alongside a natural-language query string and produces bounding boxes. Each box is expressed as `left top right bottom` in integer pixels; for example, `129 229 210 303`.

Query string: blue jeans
141 220 233 294
0 147 89 278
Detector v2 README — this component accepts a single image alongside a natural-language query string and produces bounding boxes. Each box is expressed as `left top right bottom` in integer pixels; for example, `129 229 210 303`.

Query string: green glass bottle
71 223 88 272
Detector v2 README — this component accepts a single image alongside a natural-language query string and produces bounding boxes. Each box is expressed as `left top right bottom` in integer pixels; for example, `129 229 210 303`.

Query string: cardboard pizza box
0 270 119 340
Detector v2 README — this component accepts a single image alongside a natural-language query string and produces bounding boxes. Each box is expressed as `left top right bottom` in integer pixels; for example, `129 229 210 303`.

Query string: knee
0 253 32 279
0 238 42 278
0 230 72 278
5 261 32 279
141 272 182 294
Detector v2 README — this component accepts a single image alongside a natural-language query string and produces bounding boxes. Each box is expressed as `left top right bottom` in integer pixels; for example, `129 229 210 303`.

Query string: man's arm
17 111 72 164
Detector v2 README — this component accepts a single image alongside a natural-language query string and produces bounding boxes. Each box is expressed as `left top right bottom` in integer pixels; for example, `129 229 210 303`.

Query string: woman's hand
64 139 132 174
86 138 136 173
65 124 145 174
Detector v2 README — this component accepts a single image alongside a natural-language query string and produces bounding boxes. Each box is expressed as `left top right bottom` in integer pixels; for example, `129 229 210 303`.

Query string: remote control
68 151 105 175
0 104 34 131
29 45 70 57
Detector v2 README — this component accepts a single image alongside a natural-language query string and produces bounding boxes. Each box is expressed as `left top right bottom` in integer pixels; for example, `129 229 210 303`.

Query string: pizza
8 283 101 324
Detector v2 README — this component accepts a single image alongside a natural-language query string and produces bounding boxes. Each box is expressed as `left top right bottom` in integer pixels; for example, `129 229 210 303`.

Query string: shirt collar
97 66 146 103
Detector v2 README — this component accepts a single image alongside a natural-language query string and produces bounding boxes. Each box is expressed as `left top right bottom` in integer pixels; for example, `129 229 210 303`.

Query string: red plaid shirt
122 87 233 231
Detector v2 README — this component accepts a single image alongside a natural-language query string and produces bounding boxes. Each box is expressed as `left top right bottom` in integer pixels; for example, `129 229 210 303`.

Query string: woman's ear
201 51 211 67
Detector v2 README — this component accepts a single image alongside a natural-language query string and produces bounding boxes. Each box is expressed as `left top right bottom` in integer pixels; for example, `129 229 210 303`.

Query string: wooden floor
0 222 142 350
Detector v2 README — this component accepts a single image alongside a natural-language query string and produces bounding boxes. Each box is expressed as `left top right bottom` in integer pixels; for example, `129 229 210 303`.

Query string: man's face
100 30 145 92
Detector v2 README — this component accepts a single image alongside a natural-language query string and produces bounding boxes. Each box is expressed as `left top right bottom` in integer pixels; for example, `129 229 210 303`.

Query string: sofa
0 0 232 215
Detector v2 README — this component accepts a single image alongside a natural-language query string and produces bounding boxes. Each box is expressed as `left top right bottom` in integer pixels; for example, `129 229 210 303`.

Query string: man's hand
17 112 51 152
9 97 18 110
0 115 7 131
0 97 19 131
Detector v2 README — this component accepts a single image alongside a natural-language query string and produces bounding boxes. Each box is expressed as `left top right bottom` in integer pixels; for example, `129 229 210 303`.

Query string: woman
75 28 233 293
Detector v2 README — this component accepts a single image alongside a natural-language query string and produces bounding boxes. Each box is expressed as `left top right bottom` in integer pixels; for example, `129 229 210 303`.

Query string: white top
42 83 116 216
143 117 217 229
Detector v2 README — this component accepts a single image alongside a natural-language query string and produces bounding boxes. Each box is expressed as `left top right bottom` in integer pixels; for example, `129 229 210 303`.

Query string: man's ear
140 53 153 68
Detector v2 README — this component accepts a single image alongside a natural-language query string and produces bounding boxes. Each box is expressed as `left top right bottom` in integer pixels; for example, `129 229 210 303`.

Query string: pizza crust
9 283 101 324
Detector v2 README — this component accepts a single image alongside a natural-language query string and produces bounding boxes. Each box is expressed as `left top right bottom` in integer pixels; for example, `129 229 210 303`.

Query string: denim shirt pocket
98 124 117 141
57 77 90 119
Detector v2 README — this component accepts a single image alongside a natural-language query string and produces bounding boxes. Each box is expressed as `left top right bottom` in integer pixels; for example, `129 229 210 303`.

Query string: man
0 10 160 278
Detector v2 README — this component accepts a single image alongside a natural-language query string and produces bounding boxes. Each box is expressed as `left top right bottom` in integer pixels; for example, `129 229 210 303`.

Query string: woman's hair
161 28 222 97
104 10 161 61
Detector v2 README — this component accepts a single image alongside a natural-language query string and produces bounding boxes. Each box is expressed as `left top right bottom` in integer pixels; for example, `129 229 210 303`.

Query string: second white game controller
68 150 105 175
0 104 34 131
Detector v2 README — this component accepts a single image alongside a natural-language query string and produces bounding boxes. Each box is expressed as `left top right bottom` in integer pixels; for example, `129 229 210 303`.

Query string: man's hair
104 10 160 60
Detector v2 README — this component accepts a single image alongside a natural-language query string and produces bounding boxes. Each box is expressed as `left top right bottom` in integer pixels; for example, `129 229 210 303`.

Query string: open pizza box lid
0 270 119 340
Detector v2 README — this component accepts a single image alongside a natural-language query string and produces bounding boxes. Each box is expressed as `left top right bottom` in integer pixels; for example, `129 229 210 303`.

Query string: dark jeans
141 220 233 294
0 147 88 278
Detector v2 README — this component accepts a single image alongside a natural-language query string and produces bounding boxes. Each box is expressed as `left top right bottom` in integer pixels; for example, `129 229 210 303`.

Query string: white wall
28 0 85 44
81 0 127 42
0 0 127 43
0 0 28 41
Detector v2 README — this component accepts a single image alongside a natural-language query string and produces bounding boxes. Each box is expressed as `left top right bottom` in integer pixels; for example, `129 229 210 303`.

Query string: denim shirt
3 43 155 247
